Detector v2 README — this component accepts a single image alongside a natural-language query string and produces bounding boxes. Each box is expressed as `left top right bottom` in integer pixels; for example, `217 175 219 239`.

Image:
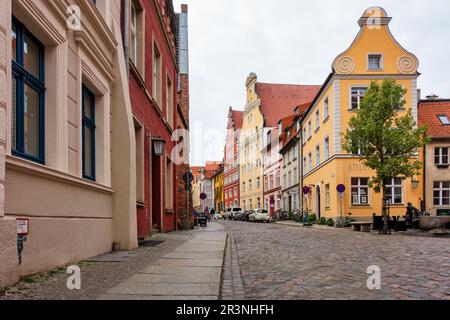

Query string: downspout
123 0 130 75
422 143 426 212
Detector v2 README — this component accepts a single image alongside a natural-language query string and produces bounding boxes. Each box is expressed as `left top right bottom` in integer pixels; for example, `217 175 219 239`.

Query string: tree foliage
342 79 429 191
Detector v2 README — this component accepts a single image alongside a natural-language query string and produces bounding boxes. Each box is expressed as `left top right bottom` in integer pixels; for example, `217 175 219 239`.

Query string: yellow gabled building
301 7 422 220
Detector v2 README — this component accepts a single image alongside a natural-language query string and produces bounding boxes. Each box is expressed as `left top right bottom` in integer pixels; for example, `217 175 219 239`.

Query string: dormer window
368 54 383 70
438 115 450 125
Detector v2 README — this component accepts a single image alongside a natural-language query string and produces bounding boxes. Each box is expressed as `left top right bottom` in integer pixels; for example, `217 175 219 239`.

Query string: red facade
224 108 243 209
125 0 181 239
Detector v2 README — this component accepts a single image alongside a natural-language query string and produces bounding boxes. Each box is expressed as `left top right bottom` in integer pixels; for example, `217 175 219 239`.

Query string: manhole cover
139 240 165 247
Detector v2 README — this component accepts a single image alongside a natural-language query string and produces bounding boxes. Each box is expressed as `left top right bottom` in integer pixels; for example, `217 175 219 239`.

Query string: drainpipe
123 0 130 75
422 144 426 212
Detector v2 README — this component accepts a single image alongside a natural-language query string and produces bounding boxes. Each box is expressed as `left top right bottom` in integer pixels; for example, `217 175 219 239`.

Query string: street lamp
152 138 166 156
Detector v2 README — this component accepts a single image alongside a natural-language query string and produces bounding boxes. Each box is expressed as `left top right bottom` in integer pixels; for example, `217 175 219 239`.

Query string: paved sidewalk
100 223 227 300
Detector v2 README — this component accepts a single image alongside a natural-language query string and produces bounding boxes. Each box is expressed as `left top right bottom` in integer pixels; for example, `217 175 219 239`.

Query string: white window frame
130 2 138 65
435 147 449 166
367 53 384 71
433 181 450 206
351 177 370 205
385 178 404 205
350 86 368 110
324 97 329 121
315 144 320 167
325 184 330 209
315 110 320 130
324 137 330 160
438 115 450 125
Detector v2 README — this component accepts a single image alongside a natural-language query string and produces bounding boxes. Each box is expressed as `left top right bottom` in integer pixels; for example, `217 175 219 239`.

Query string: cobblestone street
220 220 450 300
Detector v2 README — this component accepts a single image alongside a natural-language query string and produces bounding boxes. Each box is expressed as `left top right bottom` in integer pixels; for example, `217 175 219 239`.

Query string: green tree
342 79 429 234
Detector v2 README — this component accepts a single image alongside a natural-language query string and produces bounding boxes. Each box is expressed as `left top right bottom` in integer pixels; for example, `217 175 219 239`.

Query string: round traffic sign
336 184 346 193
200 193 207 200
302 186 311 195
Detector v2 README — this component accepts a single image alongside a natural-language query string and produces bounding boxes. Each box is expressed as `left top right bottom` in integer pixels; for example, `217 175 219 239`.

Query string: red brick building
224 108 243 209
175 5 192 230
123 0 186 239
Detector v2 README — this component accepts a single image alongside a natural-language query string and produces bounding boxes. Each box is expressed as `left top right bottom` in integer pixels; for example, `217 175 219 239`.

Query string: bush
326 218 334 227
344 217 354 228
307 214 317 224
317 217 327 225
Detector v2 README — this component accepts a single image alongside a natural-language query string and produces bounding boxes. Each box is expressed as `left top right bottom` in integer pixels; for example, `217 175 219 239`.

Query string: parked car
225 207 243 220
223 208 233 220
248 210 257 222
241 211 253 221
253 208 271 223
233 211 245 221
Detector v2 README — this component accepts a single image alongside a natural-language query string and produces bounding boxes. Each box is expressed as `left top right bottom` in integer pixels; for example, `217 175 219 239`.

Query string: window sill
323 116 330 124
6 155 114 194
349 205 372 208
136 201 146 208
436 164 449 169
165 209 174 214
314 128 320 134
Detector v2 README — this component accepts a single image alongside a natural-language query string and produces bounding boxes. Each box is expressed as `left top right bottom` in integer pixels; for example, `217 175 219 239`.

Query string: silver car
252 208 271 222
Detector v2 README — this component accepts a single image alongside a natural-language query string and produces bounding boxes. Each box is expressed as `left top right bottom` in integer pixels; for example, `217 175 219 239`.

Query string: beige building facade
0 0 137 287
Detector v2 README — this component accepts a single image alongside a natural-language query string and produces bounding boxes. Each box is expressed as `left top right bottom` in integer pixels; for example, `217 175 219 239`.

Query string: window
308 153 312 171
256 177 260 189
130 2 137 65
324 98 329 120
249 179 252 190
303 157 307 172
308 121 312 138
302 128 306 144
433 181 450 206
324 137 330 160
350 87 368 110
225 190 228 199
234 187 237 197
351 178 369 205
82 86 96 180
293 167 298 184
315 145 320 167
11 18 45 163
269 175 274 189
288 171 292 186
435 147 449 166
242 182 245 192
368 54 382 70
315 110 320 130
257 197 261 209
438 115 450 125
325 184 330 208
385 178 403 204
276 171 280 187
283 174 287 188
166 75 173 128
152 43 162 106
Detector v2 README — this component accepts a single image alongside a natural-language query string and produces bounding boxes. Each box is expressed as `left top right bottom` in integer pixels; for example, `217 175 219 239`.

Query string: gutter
124 0 130 75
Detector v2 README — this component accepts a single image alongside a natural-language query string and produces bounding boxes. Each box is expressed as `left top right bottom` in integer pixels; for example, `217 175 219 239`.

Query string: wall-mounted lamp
152 137 166 156
411 177 419 189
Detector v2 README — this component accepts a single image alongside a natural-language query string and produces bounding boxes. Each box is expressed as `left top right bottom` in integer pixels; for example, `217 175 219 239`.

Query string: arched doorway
316 185 321 219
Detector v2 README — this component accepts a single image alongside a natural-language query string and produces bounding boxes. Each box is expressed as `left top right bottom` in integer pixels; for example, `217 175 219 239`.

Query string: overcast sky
173 0 450 166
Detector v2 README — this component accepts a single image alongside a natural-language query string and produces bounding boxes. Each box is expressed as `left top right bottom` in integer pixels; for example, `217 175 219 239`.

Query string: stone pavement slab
100 222 227 300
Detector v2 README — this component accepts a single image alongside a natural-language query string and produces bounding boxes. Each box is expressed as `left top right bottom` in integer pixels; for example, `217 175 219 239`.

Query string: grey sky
173 0 450 166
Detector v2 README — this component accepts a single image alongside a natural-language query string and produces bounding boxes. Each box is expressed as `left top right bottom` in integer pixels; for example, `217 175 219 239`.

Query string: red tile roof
418 100 450 138
190 166 205 177
231 110 244 129
256 83 321 127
